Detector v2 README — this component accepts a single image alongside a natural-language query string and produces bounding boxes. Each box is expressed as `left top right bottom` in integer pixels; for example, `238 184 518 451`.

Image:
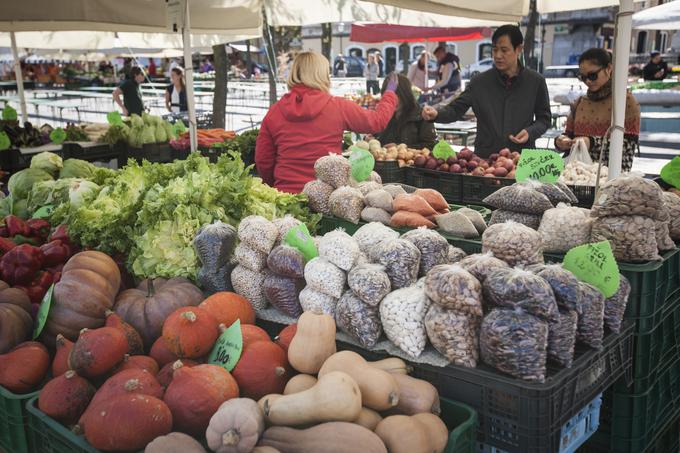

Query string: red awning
350 24 491 43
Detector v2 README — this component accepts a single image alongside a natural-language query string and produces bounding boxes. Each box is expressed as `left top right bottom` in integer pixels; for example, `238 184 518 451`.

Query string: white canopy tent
632 0 680 30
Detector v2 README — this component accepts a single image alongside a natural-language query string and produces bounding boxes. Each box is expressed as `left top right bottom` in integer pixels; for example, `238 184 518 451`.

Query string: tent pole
609 0 634 179
10 31 28 123
183 0 198 152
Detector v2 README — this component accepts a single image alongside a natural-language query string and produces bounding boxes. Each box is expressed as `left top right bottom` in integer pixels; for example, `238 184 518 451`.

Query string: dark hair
381 74 417 127
651 51 661 58
492 25 523 48
578 48 612 67
130 66 143 78
433 46 446 55
171 67 185 91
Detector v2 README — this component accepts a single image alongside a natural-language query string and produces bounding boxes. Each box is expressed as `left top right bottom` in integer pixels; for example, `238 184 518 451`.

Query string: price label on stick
32 205 54 219
0 132 10 151
432 140 455 160
107 111 123 125
208 319 243 372
33 284 54 339
2 105 17 121
515 149 564 183
349 146 375 182
660 156 680 190
50 127 66 144
284 224 318 262
563 241 620 298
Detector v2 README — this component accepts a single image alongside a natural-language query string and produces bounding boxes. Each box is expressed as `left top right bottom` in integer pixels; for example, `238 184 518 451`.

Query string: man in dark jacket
643 51 669 81
422 25 551 157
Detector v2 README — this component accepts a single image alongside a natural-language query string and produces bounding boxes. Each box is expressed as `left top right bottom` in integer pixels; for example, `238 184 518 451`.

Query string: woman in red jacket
255 51 399 193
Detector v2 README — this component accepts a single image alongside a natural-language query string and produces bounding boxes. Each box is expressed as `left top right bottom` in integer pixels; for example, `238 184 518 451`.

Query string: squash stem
222 429 240 446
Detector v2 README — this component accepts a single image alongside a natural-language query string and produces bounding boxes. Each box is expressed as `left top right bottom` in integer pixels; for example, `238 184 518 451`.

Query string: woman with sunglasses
555 48 640 171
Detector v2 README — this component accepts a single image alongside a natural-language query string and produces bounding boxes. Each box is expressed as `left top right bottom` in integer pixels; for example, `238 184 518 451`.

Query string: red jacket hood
278 85 332 122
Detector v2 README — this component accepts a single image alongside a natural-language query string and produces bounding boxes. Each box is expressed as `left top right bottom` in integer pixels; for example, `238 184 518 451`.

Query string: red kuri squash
114 355 159 376
68 327 128 378
199 291 256 327
275 324 297 353
0 341 50 393
156 359 198 389
38 371 95 425
52 334 74 376
241 324 271 349
232 341 291 400
162 307 219 359
105 310 144 355
150 337 180 368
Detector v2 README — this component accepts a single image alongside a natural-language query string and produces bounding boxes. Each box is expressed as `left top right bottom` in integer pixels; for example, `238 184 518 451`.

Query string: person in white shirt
408 51 429 91
364 54 380 95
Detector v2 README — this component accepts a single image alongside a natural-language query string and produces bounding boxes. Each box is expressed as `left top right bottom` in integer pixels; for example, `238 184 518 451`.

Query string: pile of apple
413 147 519 178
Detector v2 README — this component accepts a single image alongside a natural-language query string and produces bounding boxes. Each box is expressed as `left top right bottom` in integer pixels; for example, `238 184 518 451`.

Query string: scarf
587 79 612 101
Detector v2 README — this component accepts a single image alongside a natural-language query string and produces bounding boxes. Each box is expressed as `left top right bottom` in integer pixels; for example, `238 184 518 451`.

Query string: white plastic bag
564 137 593 166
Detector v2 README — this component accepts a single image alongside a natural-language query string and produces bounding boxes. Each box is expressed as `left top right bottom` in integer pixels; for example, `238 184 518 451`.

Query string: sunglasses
577 67 604 83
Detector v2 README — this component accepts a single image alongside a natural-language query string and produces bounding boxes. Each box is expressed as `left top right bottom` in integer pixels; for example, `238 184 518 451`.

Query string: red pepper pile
0 217 76 306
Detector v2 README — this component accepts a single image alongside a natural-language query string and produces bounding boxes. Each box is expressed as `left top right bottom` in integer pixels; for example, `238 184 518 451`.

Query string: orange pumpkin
52 334 74 376
0 341 50 393
0 281 33 353
275 324 297 353
68 327 128 378
164 364 239 436
232 341 291 400
241 324 271 349
150 337 180 368
38 371 95 425
199 292 255 328
114 355 160 376
157 359 198 389
105 310 144 355
162 307 219 359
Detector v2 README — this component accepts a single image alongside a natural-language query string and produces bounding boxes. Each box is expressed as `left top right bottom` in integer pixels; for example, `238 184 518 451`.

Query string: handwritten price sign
515 149 564 183
208 319 243 371
563 241 620 298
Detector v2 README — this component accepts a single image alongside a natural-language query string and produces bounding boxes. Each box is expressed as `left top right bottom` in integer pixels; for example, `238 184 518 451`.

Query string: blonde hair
287 51 331 92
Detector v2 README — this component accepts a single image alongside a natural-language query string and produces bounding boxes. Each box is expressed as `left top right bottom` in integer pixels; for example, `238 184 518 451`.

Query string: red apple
467 161 479 170
511 151 521 159
451 164 462 173
471 167 485 176
484 173 496 177
503 160 514 172
447 157 458 166
499 148 511 158
458 159 468 167
414 155 427 167
489 153 499 162
436 158 445 165
494 167 509 177
425 157 438 170
438 163 450 172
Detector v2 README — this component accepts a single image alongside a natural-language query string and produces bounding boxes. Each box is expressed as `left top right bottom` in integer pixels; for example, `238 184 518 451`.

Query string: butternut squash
392 373 441 415
413 413 449 453
374 415 430 453
252 448 280 453
318 351 399 411
261 371 361 426
369 357 412 375
354 407 383 431
144 432 206 453
259 422 387 453
283 374 317 395
287 312 336 374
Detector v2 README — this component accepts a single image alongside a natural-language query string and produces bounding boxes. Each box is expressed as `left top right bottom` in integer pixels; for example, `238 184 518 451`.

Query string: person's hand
574 136 591 150
422 105 438 121
656 70 664 78
385 72 399 92
122 107 129 116
555 135 573 151
509 129 529 144
422 86 431 93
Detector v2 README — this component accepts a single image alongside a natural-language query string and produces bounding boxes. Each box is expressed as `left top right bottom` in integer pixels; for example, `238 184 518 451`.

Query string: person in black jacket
422 25 551 157
375 74 437 149
643 51 669 81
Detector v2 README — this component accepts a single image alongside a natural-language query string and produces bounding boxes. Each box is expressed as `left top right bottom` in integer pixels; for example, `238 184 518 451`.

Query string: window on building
658 32 668 52
347 46 364 58
412 45 426 60
637 31 647 54
445 43 458 55
478 42 492 61
384 46 398 73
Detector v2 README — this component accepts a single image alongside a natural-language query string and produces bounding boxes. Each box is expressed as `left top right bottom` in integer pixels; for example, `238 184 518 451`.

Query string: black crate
0 148 36 173
338 323 634 453
125 143 174 163
460 174 515 206
62 142 119 164
373 161 406 184
405 167 464 203
568 185 596 209
196 112 214 129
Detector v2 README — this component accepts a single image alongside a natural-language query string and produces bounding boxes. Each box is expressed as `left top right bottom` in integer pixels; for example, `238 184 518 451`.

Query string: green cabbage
163 121 176 140
30 152 64 177
13 198 28 219
130 114 144 128
174 120 187 134
8 168 53 200
68 179 100 208
142 126 156 144
27 180 57 213
128 126 144 148
155 124 168 143
60 159 96 179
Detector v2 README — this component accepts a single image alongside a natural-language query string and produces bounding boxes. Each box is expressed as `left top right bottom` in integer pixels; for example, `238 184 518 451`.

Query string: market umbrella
632 0 680 30
349 24 491 43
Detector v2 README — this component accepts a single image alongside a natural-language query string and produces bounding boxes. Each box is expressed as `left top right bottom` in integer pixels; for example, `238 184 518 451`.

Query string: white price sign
166 0 186 31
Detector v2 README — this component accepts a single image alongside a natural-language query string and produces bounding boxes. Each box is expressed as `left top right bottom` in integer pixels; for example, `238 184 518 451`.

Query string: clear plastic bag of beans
303 179 334 215
336 290 383 349
577 282 605 350
458 252 509 284
483 267 559 323
267 245 306 279
318 229 360 271
590 175 666 220
424 264 483 317
480 308 549 383
329 186 365 224
401 227 450 276
489 209 542 230
234 243 268 272
548 309 577 368
380 285 431 358
299 286 338 317
591 216 661 262
529 264 582 314
425 304 480 368
370 238 422 289
604 274 631 334
315 153 351 188
273 216 302 245
263 274 304 318
237 215 278 254
304 257 346 299
347 263 391 307
483 183 553 215
482 221 544 267
448 246 467 264
231 265 270 310
353 222 399 252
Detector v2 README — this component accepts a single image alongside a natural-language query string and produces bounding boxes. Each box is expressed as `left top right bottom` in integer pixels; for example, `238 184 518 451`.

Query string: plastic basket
405 167 464 203
441 398 478 453
373 161 406 184
339 322 633 453
460 174 515 206
61 143 118 163
480 394 602 453
0 386 40 453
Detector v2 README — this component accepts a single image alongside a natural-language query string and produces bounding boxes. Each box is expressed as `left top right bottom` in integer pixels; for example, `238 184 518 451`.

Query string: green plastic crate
0 386 40 453
441 398 478 453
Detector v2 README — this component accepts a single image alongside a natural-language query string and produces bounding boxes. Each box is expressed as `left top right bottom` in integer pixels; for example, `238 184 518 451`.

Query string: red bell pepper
0 237 16 255
0 226 8 237
51 271 62 284
15 284 48 305
11 235 41 246
26 219 51 241
5 215 30 237
49 224 70 244
0 244 44 286
40 240 71 267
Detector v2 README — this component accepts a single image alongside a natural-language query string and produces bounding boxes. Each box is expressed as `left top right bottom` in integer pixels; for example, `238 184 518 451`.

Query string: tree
263 10 278 106
524 0 539 70
212 44 228 129
321 23 333 62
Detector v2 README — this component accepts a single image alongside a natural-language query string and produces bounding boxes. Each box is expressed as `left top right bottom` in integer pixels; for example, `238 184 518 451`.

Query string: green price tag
107 111 123 125
349 146 375 182
50 128 66 144
284 223 318 262
563 241 620 298
208 319 243 372
0 132 10 151
660 156 680 190
32 205 54 219
515 149 564 183
33 284 54 339
432 140 455 160
2 105 17 121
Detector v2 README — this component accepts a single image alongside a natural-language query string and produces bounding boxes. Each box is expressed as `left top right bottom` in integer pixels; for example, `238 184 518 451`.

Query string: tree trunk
245 39 252 79
524 0 539 70
212 44 228 129
263 9 278 106
321 23 333 62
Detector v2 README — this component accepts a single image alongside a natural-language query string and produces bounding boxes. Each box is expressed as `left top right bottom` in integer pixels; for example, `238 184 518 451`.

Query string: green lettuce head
60 158 96 179
8 168 53 200
30 151 63 177
27 180 57 213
